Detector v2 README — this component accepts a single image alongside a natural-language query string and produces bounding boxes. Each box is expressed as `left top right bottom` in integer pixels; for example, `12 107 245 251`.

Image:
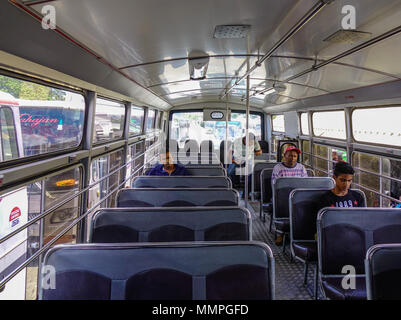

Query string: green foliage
19 82 50 100
0 75 22 98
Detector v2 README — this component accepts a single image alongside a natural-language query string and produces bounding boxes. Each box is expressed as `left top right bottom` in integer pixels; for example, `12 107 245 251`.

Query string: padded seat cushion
206 265 271 300
42 270 111 300
292 242 317 262
125 269 192 300
92 225 139 243
322 277 366 300
274 219 289 233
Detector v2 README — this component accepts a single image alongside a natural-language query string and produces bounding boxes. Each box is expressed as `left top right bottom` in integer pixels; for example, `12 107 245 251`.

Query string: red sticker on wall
9 207 21 221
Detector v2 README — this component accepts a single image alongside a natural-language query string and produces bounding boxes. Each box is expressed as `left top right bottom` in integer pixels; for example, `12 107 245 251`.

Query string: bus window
129 106 144 136
352 107 401 147
301 140 311 167
313 111 346 140
0 107 18 161
300 113 309 135
43 167 81 246
0 74 85 160
170 111 262 150
94 98 125 144
146 109 156 132
272 114 284 132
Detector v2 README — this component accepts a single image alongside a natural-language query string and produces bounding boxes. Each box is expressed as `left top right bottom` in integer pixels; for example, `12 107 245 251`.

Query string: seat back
258 140 269 154
90 207 251 243
317 208 401 293
200 140 214 154
366 244 401 300
220 140 232 165
40 242 274 300
183 139 199 154
260 168 274 206
116 188 239 207
185 166 226 176
289 189 334 245
132 176 231 188
144 165 225 175
253 162 277 200
273 177 335 220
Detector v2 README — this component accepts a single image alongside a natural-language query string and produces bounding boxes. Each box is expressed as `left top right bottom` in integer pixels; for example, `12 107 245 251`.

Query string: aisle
245 201 317 300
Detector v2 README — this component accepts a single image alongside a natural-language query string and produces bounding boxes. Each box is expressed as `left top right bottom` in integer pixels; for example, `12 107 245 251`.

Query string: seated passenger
271 146 307 184
317 161 364 209
227 133 262 180
146 152 189 176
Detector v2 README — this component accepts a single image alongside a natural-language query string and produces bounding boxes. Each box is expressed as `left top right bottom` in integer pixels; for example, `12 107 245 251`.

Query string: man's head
333 161 354 193
283 146 301 167
160 152 174 166
242 132 256 145
332 151 339 162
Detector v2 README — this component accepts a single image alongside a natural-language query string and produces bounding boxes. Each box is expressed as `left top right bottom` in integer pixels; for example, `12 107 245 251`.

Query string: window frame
93 96 126 145
0 71 86 168
351 105 401 149
145 108 156 133
0 106 19 161
271 114 285 134
129 105 145 137
311 109 347 141
168 108 265 142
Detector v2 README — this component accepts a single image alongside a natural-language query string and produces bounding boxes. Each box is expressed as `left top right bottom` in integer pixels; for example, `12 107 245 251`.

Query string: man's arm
254 140 262 156
271 165 280 185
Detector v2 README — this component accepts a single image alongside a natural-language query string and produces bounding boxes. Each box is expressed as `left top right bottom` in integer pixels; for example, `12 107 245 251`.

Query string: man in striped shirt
271 146 308 184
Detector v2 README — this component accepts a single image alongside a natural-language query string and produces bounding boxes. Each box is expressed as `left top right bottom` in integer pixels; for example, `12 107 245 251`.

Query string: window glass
302 140 311 167
43 167 81 245
301 113 309 135
129 106 144 136
170 111 262 150
272 115 284 132
313 111 346 139
352 152 401 208
0 107 18 161
352 107 401 146
0 74 85 160
94 98 125 143
146 109 155 132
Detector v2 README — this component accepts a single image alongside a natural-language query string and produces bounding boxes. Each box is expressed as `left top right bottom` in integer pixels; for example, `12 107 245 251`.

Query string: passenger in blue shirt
147 152 189 176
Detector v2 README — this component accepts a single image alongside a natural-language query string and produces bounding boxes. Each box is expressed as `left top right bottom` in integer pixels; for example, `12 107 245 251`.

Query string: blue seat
90 207 251 242
317 207 401 300
132 176 231 188
253 162 277 201
116 188 239 207
366 244 401 300
273 177 335 254
40 242 275 300
289 189 354 299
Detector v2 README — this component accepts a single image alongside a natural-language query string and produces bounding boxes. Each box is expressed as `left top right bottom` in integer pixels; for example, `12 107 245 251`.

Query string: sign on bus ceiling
210 111 224 120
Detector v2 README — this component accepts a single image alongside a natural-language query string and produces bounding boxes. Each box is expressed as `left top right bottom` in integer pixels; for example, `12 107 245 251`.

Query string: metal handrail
0 163 143 291
0 146 156 245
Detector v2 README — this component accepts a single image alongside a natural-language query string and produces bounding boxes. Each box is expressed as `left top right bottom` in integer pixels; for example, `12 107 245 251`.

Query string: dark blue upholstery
366 244 401 300
318 208 401 300
116 188 238 207
273 178 335 238
42 270 111 300
132 176 231 188
40 242 274 300
253 162 277 200
125 269 192 300
90 207 251 242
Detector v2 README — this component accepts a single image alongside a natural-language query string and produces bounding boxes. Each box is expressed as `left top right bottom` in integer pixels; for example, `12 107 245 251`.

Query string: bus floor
246 200 318 300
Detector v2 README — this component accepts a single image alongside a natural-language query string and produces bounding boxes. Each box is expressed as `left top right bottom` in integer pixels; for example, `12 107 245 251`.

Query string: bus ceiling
1 1 401 112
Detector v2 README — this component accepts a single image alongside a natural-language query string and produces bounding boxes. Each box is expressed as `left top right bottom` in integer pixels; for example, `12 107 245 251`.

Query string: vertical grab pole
244 72 250 208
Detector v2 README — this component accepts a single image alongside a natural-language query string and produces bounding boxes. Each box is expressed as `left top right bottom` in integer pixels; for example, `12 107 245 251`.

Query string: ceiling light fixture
188 56 209 80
